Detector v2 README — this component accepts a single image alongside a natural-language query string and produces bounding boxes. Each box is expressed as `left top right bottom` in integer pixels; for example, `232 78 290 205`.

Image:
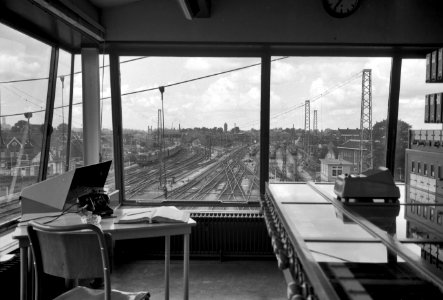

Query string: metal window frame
105 44 407 204
38 46 59 181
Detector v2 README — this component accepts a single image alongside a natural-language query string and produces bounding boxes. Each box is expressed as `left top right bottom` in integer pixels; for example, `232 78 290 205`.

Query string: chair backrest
27 221 111 299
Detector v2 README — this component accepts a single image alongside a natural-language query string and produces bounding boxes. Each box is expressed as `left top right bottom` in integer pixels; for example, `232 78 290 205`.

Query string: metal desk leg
20 246 28 300
184 234 190 300
165 235 170 300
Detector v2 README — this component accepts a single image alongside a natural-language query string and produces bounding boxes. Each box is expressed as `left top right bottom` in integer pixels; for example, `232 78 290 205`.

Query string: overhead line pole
159 86 166 189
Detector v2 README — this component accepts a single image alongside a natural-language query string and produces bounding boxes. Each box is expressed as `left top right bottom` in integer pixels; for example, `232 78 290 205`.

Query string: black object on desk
333 167 400 203
20 160 113 215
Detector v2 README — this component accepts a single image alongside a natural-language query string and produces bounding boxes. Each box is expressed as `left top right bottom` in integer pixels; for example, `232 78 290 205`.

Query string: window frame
0 36 414 227
107 47 408 206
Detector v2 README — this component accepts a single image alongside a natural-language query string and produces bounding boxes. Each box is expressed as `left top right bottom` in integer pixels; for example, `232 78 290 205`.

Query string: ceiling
88 0 144 9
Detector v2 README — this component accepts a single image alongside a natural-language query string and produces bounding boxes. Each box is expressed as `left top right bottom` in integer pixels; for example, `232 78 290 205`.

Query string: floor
111 260 287 300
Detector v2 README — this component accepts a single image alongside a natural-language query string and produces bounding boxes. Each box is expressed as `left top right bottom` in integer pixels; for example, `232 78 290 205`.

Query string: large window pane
0 23 51 222
69 55 84 168
47 50 72 178
270 57 391 183
119 57 260 203
98 55 116 204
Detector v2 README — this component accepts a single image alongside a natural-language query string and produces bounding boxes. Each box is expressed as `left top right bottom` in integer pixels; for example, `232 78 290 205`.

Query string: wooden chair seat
27 221 150 300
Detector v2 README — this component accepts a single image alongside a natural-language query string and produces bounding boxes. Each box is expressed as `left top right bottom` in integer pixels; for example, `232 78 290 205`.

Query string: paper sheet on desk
116 206 190 224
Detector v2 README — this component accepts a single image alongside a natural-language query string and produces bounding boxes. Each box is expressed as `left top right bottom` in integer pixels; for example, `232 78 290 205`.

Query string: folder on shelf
425 94 430 123
432 50 438 82
436 93 442 123
426 53 431 83
430 94 436 123
438 48 443 81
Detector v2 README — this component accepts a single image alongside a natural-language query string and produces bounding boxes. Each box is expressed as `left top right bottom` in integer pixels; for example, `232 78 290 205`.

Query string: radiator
186 211 273 258
0 252 20 300
115 211 274 259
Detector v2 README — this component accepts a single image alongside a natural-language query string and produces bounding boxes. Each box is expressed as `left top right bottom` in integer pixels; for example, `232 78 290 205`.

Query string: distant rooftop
338 139 368 150
319 158 353 165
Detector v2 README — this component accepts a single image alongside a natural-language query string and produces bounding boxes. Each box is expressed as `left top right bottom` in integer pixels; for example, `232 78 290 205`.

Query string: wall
102 0 443 46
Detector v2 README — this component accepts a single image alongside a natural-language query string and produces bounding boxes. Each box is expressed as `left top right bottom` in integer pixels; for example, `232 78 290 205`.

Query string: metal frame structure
359 69 373 173
386 55 402 173
313 109 318 132
38 47 59 182
304 100 310 156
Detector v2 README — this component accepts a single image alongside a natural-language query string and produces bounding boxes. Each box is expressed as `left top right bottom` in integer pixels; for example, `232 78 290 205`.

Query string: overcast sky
2 23 443 133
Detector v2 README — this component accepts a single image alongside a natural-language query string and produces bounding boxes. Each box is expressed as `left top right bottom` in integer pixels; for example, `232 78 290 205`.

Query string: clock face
323 0 361 18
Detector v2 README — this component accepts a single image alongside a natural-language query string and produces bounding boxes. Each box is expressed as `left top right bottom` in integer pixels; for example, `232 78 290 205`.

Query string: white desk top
13 207 196 244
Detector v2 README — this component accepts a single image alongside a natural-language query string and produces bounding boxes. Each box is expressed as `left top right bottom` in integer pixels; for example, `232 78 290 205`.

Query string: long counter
262 182 443 300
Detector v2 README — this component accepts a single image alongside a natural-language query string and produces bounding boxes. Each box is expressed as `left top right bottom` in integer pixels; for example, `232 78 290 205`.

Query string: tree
11 120 28 133
56 123 69 132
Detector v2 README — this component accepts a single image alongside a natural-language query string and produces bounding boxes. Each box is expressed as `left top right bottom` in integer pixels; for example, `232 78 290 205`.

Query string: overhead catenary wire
0 56 148 84
99 56 290 99
0 56 290 118
0 56 148 120
240 70 363 128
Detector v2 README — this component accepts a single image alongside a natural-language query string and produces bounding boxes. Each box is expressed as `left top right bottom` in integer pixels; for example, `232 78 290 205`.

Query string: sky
2 23 443 133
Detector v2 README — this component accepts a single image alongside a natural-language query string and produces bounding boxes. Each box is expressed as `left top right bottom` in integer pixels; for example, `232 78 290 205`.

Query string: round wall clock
322 0 361 18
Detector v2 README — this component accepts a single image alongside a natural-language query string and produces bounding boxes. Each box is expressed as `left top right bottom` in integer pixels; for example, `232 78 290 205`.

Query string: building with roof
319 157 354 182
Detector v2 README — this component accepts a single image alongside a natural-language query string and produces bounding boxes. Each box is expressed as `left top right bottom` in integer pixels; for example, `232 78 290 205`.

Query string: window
270 57 391 182
67 54 84 169
0 23 52 223
119 57 260 203
97 55 116 205
331 166 343 177
47 50 73 178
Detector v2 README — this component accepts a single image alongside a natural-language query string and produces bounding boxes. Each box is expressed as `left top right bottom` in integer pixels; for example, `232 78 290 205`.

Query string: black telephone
78 191 114 217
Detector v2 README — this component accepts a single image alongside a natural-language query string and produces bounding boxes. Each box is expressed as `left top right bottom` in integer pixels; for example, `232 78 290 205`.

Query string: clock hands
334 0 344 11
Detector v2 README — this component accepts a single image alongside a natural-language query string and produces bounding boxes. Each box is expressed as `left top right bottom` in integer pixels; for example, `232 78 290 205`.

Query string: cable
18 202 78 224
0 57 290 118
240 70 362 128
101 56 289 100
310 249 351 262
0 56 148 84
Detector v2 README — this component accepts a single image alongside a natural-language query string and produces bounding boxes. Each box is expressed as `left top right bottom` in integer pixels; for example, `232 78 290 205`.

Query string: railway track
163 146 259 202
125 147 208 199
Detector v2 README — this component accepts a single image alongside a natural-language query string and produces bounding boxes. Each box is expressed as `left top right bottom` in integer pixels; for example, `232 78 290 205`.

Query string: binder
425 94 430 123
438 48 443 81
430 93 436 123
436 93 442 123
426 53 431 83
431 50 437 82
432 51 438 82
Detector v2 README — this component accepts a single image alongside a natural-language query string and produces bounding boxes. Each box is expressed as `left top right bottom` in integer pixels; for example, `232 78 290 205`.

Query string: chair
27 221 150 300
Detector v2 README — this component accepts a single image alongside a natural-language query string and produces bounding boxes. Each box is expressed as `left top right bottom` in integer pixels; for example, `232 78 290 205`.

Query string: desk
13 207 196 300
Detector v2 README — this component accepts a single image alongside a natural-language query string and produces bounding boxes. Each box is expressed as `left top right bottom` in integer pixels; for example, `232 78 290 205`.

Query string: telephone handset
78 191 114 217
